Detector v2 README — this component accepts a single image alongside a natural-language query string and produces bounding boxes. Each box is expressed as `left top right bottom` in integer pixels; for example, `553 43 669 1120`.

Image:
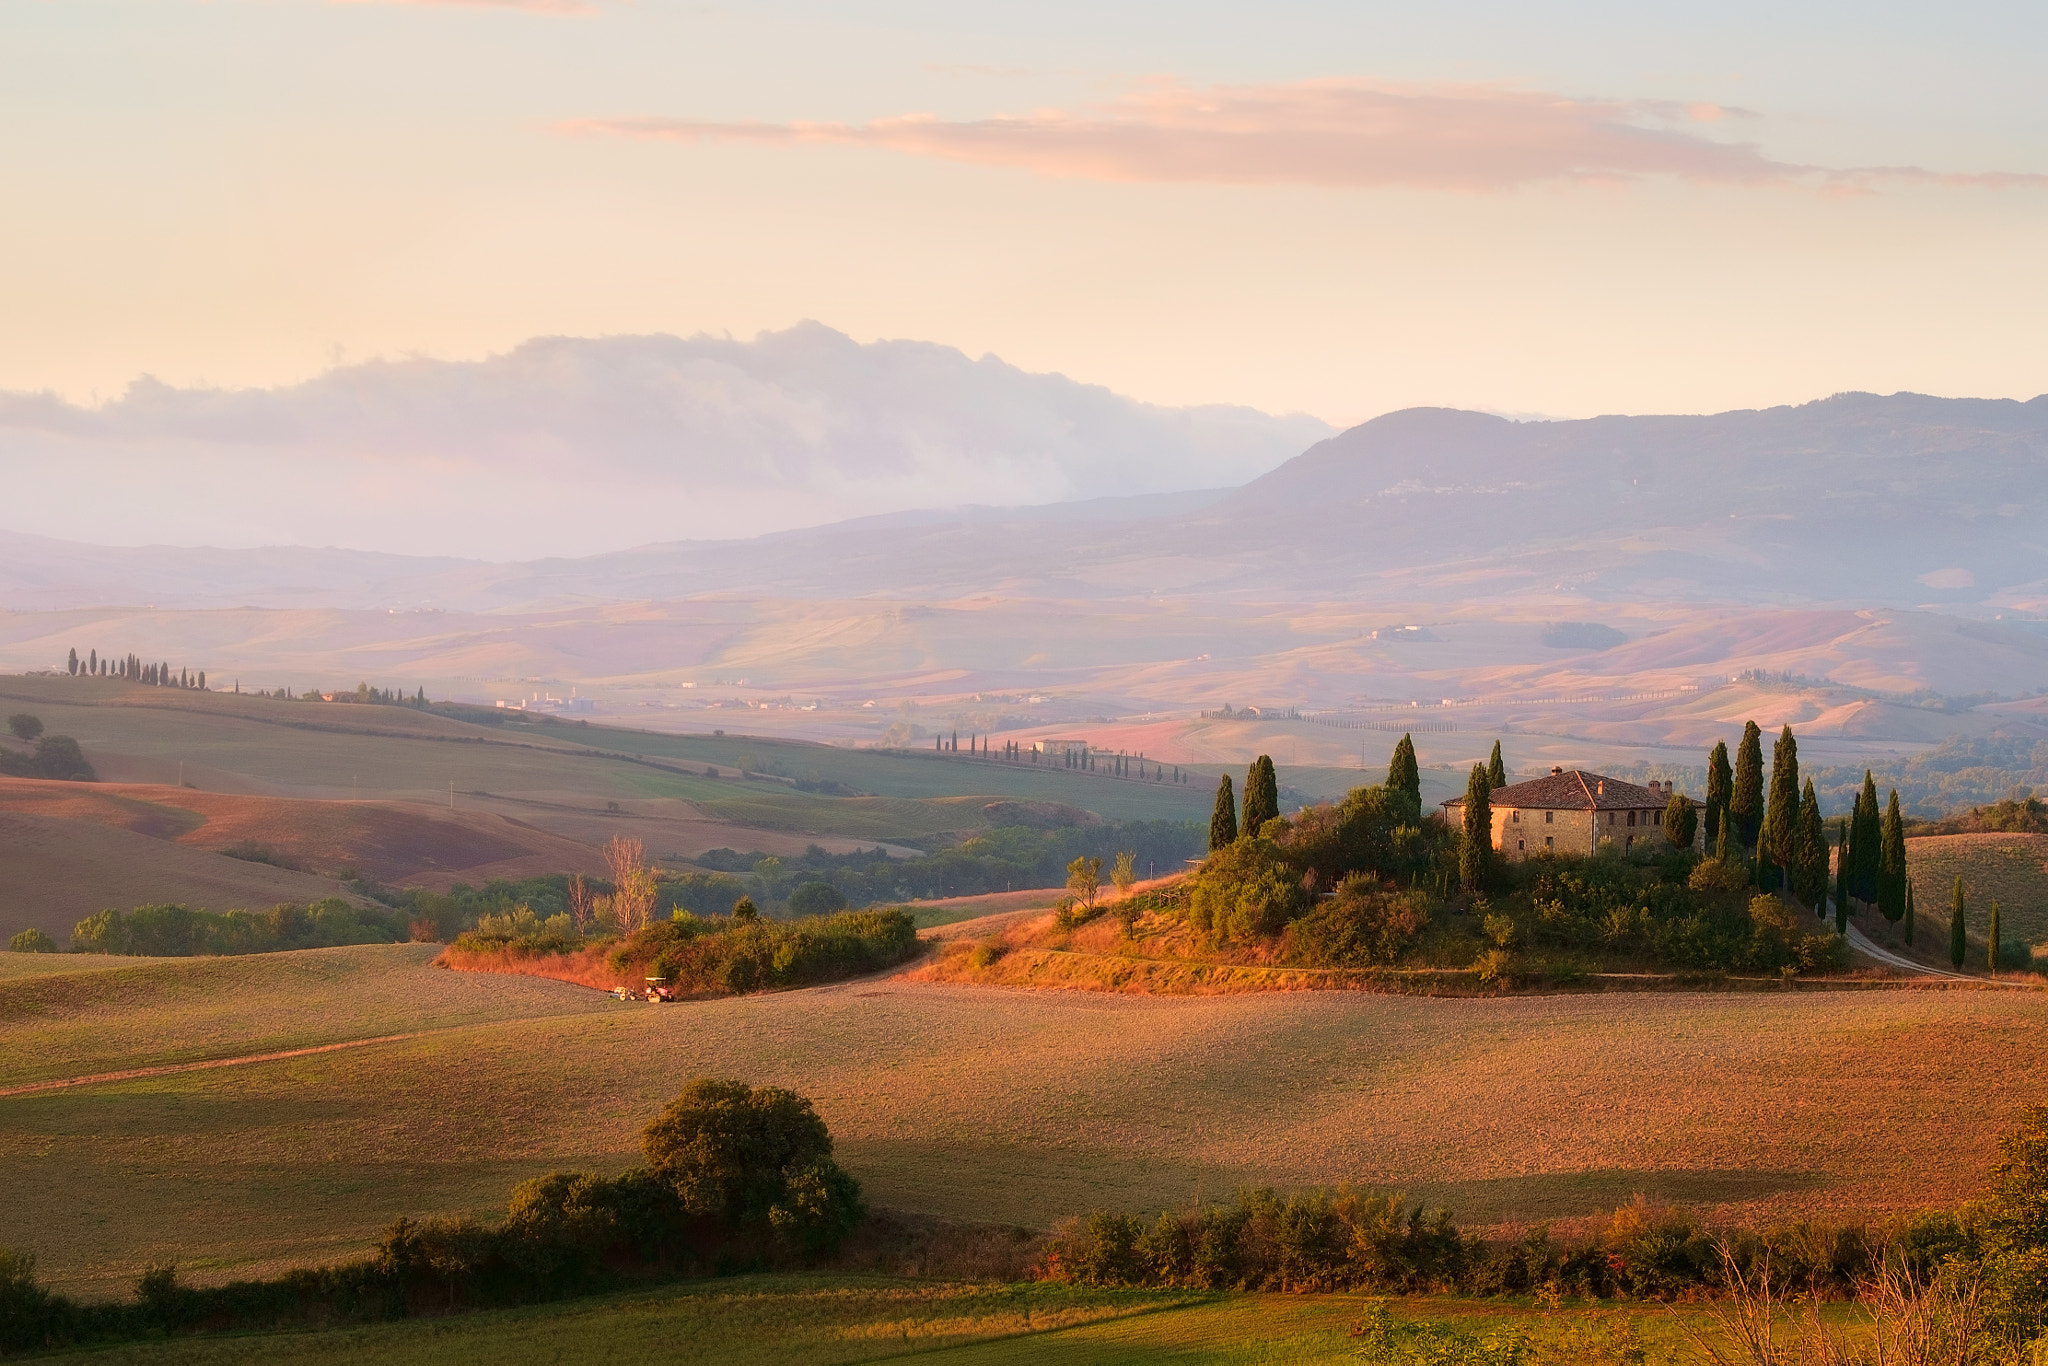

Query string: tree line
66 649 206 690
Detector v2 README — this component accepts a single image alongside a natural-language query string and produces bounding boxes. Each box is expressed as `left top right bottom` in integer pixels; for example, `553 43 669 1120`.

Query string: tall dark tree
1793 778 1828 914
1208 775 1238 851
1848 773 1880 906
1878 789 1907 924
1760 725 1800 883
1388 734 1421 814
1662 791 1698 850
1950 877 1967 970
1705 740 1732 848
1241 756 1279 835
1834 817 1851 935
1717 807 1736 864
1486 741 1507 790
1459 764 1493 893
1904 880 1916 946
88 648 97 674
66 648 77 676
1731 721 1765 851
1755 834 1777 895
1990 901 2003 974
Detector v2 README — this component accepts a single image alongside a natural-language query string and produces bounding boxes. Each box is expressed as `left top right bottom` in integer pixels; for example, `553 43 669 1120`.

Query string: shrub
7 928 54 954
1186 837 1302 943
6 713 42 741
454 907 581 955
1286 877 1428 967
641 1078 865 1259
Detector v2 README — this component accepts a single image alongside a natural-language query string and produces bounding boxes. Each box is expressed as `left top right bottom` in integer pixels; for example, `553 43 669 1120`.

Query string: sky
2 1 2046 466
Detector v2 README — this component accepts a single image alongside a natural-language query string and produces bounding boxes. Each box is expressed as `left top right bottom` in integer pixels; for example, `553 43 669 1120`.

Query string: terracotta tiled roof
1443 769 1672 811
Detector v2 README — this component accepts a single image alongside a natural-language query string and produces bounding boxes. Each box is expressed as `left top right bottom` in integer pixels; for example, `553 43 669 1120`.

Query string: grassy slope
13 1280 1846 1365
1907 833 2048 948
0 809 367 941
0 677 1206 824
47 1280 1198 1366
7 948 2047 1299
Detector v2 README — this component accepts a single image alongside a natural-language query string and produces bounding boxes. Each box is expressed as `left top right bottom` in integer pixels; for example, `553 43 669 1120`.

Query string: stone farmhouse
1443 767 1695 861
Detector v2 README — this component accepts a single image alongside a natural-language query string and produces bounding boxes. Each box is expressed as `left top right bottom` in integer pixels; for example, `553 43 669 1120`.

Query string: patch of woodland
0 1079 876 1355
62 898 413 956
1911 793 2048 837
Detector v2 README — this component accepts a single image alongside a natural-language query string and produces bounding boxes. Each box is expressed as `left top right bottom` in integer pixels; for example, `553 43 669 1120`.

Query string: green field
4 1275 1863 1364
0 677 1208 829
7 944 2048 1303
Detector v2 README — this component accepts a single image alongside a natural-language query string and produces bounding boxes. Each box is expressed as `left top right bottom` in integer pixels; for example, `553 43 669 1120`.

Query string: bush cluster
612 907 920 995
0 1079 864 1356
0 733 95 782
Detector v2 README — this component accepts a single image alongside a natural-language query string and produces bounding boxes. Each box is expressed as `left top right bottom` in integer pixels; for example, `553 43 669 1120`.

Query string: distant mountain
3 391 2044 612
0 322 1331 561
1204 394 2048 603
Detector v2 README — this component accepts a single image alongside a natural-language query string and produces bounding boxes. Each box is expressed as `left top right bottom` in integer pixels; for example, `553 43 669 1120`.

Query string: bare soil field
5 945 2044 1300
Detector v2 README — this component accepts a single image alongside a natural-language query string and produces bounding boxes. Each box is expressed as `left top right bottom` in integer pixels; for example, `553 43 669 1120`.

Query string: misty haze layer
0 322 1332 559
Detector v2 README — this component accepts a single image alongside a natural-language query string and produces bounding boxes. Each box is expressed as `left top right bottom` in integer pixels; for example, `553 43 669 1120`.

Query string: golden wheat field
5 942 2046 1301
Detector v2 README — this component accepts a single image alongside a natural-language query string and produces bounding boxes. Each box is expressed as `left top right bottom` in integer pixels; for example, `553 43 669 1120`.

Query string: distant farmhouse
1443 767 1695 860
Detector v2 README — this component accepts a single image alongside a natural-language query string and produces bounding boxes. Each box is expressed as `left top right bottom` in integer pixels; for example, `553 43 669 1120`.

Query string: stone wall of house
1491 805 1685 861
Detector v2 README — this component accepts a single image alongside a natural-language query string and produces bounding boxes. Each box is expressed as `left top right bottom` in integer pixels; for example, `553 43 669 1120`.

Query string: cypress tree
1761 725 1800 880
1878 789 1906 923
1851 773 1882 904
67 648 77 676
1486 741 1506 790
1990 901 2003 974
1834 817 1850 934
1794 778 1828 913
1208 775 1238 851
1705 740 1732 851
1242 756 1279 835
1717 807 1736 864
1460 764 1493 893
1756 835 1777 895
1904 880 1915 946
1388 734 1421 814
88 649 97 674
1950 877 1967 969
1662 791 1697 849
1731 721 1764 851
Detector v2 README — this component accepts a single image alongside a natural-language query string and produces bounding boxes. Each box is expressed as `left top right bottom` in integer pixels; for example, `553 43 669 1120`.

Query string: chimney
1551 766 1563 776
1597 780 1605 796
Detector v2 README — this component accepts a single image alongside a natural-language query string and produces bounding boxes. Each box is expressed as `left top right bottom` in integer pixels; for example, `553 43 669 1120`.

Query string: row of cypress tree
1207 755 1281 849
1701 721 1911 935
66 648 204 690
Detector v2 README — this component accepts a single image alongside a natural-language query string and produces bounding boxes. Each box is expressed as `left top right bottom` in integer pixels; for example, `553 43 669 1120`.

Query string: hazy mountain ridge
0 323 1331 561
4 391 2044 613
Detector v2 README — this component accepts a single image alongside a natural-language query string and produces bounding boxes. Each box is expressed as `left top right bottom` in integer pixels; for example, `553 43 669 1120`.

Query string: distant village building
1442 767 1693 860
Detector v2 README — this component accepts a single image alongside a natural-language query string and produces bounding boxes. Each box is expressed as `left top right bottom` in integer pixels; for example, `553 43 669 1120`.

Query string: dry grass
1907 833 2048 948
7 947 2048 1300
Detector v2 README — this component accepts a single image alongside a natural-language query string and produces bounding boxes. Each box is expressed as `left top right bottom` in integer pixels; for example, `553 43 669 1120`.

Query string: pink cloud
565 79 2048 193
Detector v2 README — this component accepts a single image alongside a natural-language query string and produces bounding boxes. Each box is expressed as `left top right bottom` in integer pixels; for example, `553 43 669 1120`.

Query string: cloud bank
572 79 2048 193
0 323 1330 560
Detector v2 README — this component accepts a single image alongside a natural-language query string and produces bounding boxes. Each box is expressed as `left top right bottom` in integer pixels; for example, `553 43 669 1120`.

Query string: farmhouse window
1544 811 1553 824
1607 812 1615 826
1544 836 1553 848
1628 810 1637 827
1511 810 1520 822
1518 840 1525 850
